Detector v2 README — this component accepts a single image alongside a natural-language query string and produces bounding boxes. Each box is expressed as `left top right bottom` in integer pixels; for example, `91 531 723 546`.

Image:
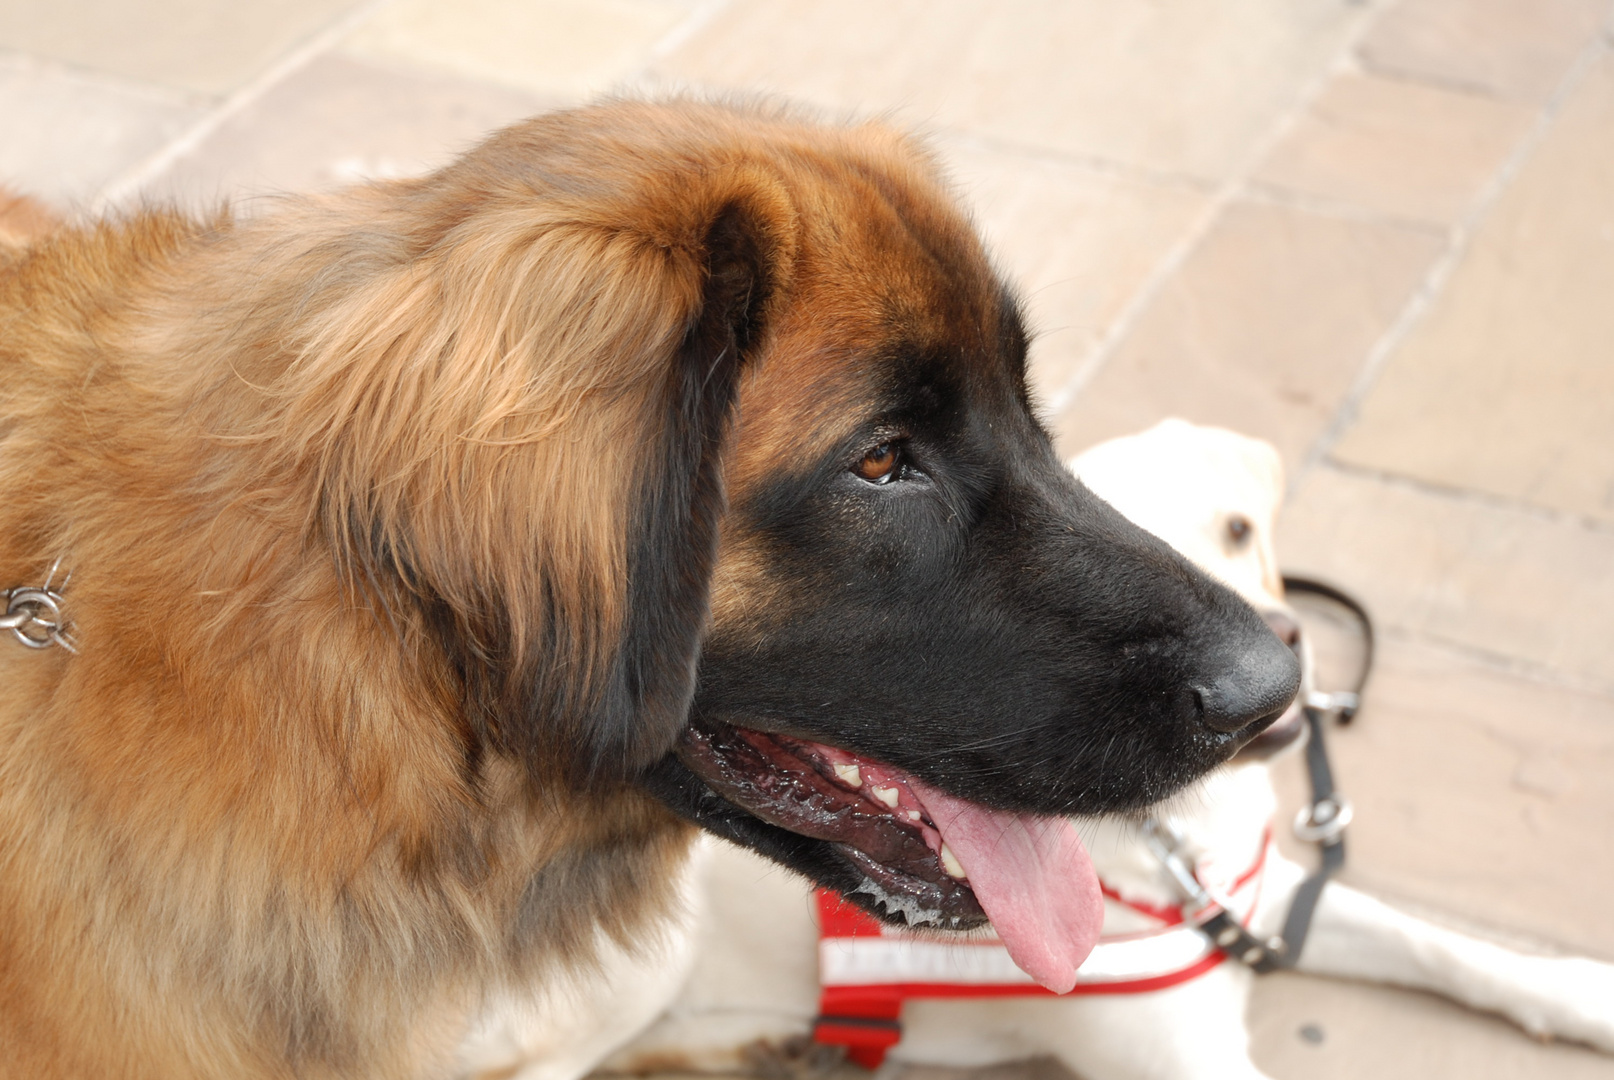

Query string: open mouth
677 719 982 923
675 717 1103 993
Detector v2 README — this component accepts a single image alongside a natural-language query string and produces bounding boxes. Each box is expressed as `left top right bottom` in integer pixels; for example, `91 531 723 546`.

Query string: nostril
1191 643 1303 736
1263 610 1303 651
1194 682 1262 734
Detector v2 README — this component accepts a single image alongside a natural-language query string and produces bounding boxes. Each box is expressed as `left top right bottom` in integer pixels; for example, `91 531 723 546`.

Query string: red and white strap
813 829 1272 1067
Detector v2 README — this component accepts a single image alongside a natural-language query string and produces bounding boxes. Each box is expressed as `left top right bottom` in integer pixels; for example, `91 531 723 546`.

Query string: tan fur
0 191 58 255
0 101 1003 1078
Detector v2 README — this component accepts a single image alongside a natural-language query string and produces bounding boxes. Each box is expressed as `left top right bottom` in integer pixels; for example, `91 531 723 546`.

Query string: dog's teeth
872 785 900 808
833 764 861 788
940 843 967 880
906 810 922 821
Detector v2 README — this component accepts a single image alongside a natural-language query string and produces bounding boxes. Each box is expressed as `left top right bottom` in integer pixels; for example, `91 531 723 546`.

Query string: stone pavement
4 0 1613 1077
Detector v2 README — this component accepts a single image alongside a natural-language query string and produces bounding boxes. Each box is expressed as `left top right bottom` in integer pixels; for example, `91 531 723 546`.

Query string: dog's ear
591 195 786 777
270 166 794 783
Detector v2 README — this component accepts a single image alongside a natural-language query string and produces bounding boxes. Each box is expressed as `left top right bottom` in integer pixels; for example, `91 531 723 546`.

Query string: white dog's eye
1226 514 1253 548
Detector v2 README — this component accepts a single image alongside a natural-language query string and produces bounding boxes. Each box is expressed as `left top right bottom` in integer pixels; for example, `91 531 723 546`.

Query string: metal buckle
1145 818 1292 970
1141 817 1216 914
1293 795 1353 843
1304 690 1359 714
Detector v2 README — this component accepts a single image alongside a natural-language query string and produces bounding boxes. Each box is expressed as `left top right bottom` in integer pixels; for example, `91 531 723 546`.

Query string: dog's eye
1226 514 1253 547
855 442 901 484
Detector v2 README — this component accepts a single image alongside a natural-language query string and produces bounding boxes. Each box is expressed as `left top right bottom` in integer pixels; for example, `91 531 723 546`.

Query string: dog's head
283 100 1298 984
1069 419 1309 760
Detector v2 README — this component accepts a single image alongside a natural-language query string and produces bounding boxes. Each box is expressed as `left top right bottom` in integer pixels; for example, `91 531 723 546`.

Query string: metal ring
48 625 78 654
6 588 64 649
1294 795 1354 843
1304 690 1360 715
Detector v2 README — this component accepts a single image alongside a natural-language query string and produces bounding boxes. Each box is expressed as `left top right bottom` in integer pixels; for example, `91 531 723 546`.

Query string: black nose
1191 629 1302 735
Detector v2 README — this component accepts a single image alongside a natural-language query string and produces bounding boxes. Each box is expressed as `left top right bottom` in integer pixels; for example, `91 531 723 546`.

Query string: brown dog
0 100 1297 1078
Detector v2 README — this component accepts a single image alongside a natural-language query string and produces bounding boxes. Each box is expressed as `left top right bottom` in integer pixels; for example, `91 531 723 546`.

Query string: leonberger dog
0 100 1299 1078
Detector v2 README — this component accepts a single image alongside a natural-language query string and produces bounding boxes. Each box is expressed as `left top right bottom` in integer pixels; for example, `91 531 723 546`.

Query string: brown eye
856 442 900 483
1226 514 1253 547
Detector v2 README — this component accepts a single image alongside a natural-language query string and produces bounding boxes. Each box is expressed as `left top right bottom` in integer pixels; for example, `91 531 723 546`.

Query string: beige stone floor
4 0 1614 1077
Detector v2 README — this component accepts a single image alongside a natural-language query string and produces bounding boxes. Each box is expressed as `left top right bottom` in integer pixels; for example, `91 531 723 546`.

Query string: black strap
1280 575 1375 720
1198 907 1289 973
1207 576 1373 971
1272 706 1348 966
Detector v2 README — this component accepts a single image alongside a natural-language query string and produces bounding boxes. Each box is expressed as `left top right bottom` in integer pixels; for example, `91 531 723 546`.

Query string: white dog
467 419 1614 1080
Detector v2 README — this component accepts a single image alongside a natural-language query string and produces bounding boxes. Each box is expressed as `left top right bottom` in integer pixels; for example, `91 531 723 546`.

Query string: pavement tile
1248 971 1614 1079
1254 70 1536 226
1257 625 1614 1074
1278 465 1614 693
0 54 203 206
1358 0 1609 105
653 0 1366 183
1052 200 1442 465
341 0 697 101
1267 634 1614 957
0 0 363 98
935 140 1209 401
141 53 543 208
1332 53 1614 527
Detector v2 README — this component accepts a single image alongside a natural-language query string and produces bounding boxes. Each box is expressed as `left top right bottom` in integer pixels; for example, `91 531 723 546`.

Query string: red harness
813 829 1272 1067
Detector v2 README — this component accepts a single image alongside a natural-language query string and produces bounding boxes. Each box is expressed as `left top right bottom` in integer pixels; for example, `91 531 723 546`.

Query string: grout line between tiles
618 76 1221 201
1240 180 1449 236
1293 32 1612 497
926 129 1219 196
1334 874 1614 963
1353 56 1508 103
1375 625 1614 703
92 0 395 212
1316 459 1614 539
1042 4 1388 416
616 0 737 101
0 48 209 111
646 0 737 61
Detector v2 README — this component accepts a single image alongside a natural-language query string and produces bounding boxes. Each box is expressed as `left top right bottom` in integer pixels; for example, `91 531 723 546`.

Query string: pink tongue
909 779 1103 994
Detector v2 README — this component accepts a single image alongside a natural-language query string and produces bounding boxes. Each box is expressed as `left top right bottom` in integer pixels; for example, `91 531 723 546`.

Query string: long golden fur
0 100 1002 1078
